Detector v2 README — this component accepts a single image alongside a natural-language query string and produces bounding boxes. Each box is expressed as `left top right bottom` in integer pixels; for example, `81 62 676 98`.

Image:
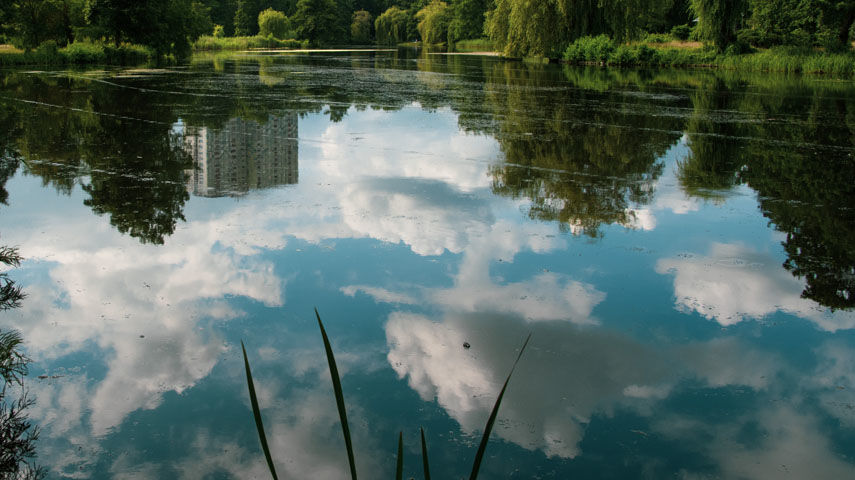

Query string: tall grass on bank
563 35 855 77
241 309 531 479
193 35 308 51
0 40 154 66
452 38 493 52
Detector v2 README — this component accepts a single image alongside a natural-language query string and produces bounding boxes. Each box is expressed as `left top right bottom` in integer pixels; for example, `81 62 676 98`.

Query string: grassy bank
0 41 154 66
563 35 855 77
452 38 493 52
193 35 308 51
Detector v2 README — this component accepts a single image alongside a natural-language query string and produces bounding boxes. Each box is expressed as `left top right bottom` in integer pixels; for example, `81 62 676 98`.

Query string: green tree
351 9 373 42
233 0 257 35
748 0 818 47
291 0 345 44
258 7 290 38
447 0 485 43
86 0 209 56
816 0 855 50
6 0 85 50
415 0 450 44
485 0 568 57
374 6 408 44
690 0 749 50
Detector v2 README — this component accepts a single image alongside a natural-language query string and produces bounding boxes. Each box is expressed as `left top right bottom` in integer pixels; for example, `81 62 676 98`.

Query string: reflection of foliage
0 330 43 479
678 78 747 201
485 62 680 236
738 90 855 309
0 246 25 311
0 260 43 479
0 72 192 245
0 158 19 207
82 130 191 245
679 73 855 310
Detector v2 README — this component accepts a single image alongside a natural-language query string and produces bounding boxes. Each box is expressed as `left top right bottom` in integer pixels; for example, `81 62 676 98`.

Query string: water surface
1 50 854 479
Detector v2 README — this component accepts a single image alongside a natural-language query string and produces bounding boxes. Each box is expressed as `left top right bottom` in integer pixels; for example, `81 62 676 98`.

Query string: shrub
62 41 104 63
563 35 616 63
609 45 634 65
258 8 290 40
213 25 225 38
643 32 671 43
671 24 691 41
351 10 373 44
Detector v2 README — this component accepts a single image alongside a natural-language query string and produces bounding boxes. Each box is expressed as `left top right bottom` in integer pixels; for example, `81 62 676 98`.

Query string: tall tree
351 9 373 42
233 0 258 35
817 0 855 50
447 0 486 43
86 0 210 56
415 0 450 44
258 7 290 38
690 0 749 50
374 5 409 44
291 0 345 44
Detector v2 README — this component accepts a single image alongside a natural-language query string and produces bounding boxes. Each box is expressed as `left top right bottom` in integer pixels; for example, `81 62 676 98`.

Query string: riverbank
562 36 855 77
0 41 155 66
192 35 308 51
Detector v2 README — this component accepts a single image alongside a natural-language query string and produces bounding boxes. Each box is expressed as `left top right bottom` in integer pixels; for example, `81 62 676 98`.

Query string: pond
0 49 854 479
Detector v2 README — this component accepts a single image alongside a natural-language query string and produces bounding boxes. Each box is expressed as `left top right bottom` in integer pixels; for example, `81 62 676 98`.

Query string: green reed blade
396 431 403 480
420 427 431 480
315 308 358 480
468 333 531 480
241 340 279 480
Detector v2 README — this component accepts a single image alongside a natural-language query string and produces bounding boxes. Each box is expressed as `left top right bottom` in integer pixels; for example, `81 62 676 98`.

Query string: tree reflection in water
0 245 43 479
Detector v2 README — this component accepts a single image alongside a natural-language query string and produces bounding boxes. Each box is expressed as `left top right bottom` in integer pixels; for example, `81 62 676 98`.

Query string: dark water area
0 49 854 479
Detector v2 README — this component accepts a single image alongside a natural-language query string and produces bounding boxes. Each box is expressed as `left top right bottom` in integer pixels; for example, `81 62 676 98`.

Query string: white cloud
656 242 855 331
654 405 855 479
386 312 668 458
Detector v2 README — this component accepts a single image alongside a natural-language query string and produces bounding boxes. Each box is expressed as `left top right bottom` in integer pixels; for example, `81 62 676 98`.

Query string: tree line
1 1 852 57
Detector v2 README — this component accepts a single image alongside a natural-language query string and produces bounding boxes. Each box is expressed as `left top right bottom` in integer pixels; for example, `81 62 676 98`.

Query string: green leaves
241 340 279 480
469 333 531 480
316 307 358 480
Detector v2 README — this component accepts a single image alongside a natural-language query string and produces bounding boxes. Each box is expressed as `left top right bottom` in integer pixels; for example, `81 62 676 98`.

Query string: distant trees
690 0 749 51
415 0 450 45
351 9 373 43
375 6 409 44
2 0 852 54
258 7 290 38
447 0 486 43
291 0 345 45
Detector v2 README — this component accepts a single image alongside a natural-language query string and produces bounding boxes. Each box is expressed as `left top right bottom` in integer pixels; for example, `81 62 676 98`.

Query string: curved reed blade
396 431 403 480
420 427 431 480
241 340 279 480
468 333 531 480
315 308 358 480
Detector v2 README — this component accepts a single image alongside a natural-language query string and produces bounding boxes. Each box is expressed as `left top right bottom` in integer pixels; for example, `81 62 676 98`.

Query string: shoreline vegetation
1 37 853 79
0 1 852 77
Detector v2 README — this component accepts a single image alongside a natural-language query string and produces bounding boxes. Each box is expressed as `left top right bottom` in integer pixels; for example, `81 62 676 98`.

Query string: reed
192 35 308 51
242 309 531 479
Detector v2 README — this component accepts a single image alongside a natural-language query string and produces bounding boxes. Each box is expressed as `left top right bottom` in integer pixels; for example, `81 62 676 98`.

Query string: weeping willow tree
484 0 569 58
485 0 674 58
375 6 409 45
415 0 451 45
690 0 749 50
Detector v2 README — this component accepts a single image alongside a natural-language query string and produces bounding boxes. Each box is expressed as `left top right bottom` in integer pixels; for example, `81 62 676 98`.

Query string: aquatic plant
241 308 531 479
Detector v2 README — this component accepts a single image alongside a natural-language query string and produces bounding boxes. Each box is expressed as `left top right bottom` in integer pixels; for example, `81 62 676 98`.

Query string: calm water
1 50 854 479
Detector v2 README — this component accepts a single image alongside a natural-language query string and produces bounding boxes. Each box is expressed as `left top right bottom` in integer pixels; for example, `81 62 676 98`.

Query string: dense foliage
1 0 852 60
